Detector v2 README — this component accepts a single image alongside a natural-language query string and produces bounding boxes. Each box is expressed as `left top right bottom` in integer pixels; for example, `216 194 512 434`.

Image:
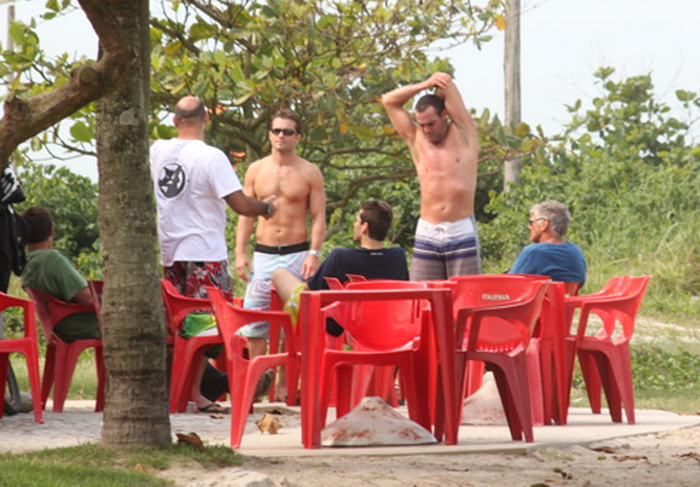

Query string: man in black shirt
271 199 408 333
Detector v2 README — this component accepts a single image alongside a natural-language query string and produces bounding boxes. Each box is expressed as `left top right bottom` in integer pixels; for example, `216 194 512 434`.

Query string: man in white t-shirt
150 95 276 413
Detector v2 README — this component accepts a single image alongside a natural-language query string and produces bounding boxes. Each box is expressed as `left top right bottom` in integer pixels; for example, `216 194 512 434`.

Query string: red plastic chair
506 276 582 426
159 279 225 413
298 286 456 448
340 280 427 410
206 286 299 449
0 292 44 423
453 278 549 442
574 275 651 424
319 280 428 427
447 274 551 418
24 287 105 413
562 276 630 413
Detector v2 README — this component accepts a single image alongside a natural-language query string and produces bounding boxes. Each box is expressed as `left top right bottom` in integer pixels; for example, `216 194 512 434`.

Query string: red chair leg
41 344 57 410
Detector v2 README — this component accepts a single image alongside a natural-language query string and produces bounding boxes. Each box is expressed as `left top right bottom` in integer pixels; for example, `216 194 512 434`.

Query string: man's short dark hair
359 200 393 241
415 94 445 115
272 108 302 134
174 99 206 122
21 206 53 244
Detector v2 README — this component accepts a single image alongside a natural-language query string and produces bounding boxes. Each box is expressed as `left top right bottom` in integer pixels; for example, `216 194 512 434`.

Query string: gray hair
530 200 571 237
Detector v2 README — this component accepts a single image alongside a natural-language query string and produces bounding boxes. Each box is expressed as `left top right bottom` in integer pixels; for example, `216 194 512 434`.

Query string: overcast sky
2 0 698 180
448 0 700 136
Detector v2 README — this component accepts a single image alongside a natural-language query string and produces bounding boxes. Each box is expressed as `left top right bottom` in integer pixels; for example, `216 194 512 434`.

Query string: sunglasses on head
270 128 298 136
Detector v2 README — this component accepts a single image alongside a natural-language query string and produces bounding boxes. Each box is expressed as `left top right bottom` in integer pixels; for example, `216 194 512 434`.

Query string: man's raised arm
381 79 432 143
433 73 477 146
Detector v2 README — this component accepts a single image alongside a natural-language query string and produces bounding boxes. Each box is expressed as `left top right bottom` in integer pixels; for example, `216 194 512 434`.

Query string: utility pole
504 0 521 191
1 0 14 51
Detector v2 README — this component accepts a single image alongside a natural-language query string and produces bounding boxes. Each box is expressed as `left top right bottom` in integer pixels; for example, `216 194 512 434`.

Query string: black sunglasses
270 128 298 136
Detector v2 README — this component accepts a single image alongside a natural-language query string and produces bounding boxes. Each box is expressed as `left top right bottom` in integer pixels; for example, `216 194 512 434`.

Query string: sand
2 399 700 487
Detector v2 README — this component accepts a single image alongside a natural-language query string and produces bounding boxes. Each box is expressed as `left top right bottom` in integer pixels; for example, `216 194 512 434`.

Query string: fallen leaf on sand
590 446 619 454
257 412 281 434
616 455 648 462
176 432 206 450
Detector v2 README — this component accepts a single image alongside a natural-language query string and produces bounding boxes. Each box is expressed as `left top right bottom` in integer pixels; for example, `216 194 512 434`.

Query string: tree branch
0 0 134 170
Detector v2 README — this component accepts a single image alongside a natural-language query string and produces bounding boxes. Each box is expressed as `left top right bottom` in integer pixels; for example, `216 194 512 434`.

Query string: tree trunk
96 0 171 447
504 0 521 191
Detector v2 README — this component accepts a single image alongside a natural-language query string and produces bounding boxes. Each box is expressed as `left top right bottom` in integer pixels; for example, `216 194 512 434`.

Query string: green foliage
10 160 101 278
481 69 700 320
630 344 700 396
2 0 528 251
13 161 98 258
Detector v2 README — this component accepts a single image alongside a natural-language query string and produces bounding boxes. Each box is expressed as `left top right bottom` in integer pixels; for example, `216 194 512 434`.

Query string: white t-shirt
150 138 243 267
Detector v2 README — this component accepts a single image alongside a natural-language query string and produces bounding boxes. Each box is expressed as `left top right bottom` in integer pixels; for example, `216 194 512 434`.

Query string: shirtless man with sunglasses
235 109 326 387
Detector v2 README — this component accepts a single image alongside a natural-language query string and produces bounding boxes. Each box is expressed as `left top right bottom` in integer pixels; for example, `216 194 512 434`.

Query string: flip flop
197 403 230 414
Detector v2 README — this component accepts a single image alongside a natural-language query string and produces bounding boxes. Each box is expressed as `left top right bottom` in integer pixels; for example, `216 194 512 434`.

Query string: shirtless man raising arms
235 109 326 363
382 72 481 280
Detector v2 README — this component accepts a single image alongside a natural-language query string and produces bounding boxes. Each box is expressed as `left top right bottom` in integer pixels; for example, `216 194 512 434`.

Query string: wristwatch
309 250 322 257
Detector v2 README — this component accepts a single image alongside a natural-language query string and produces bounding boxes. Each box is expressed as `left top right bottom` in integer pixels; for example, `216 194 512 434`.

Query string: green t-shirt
21 249 101 343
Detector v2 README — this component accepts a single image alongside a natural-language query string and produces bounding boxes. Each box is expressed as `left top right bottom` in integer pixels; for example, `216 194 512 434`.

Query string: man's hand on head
428 72 453 90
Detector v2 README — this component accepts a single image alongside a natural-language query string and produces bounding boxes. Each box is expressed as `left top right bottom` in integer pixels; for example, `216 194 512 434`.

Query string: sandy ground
2 399 700 487
236 427 700 487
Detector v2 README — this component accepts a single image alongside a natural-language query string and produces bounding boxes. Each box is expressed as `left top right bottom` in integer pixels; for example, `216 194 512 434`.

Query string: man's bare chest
255 168 310 202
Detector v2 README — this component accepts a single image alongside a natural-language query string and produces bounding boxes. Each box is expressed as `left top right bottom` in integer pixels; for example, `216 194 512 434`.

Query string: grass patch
0 443 243 487
570 343 700 415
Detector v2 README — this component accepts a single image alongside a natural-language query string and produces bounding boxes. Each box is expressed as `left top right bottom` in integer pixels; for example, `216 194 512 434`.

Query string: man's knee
246 337 268 357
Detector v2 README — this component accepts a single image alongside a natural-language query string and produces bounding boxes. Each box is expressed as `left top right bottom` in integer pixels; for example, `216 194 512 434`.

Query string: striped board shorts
410 216 481 281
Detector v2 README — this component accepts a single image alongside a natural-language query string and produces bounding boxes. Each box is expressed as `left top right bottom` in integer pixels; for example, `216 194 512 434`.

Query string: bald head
173 96 208 139
174 96 206 123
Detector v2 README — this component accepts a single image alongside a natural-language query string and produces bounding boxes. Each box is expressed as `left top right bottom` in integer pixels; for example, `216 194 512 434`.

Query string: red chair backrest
593 275 651 341
24 287 95 342
342 280 427 350
87 280 104 326
450 275 550 348
449 274 547 308
324 277 345 290
462 279 550 352
206 286 298 358
0 292 38 342
159 279 212 336
346 274 367 283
